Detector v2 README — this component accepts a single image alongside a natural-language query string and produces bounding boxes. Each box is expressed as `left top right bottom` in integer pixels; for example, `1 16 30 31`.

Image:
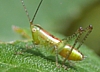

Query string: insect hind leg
77 25 93 49
62 25 93 67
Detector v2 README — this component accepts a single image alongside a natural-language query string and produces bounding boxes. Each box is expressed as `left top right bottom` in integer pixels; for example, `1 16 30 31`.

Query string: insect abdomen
59 45 84 61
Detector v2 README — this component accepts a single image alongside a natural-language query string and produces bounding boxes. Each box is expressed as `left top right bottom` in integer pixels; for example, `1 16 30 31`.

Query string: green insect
12 0 93 69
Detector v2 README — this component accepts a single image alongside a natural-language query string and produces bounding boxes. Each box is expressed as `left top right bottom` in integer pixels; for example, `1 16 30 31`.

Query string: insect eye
32 28 36 32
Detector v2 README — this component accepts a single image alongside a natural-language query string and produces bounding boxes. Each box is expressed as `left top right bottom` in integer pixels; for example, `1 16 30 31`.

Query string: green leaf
0 35 100 72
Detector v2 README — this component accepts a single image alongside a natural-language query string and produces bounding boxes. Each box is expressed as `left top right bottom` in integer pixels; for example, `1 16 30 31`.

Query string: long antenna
20 0 43 24
20 0 31 22
31 0 43 24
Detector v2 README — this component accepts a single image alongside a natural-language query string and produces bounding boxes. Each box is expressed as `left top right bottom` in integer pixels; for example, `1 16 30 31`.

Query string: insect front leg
12 25 31 39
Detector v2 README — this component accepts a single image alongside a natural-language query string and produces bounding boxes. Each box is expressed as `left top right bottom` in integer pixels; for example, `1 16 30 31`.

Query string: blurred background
0 0 100 56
